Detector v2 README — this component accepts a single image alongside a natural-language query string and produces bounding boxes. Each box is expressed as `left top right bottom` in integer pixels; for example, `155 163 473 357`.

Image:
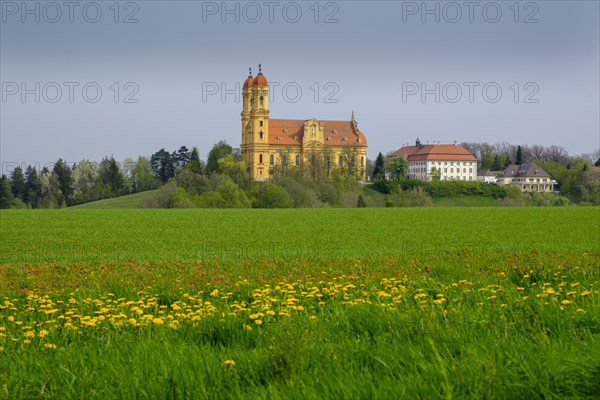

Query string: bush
249 183 294 208
192 191 227 208
386 188 432 207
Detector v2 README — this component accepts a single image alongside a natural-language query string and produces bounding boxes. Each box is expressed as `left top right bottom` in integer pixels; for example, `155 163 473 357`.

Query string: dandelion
581 291 591 297
254 319 263 325
23 339 31 345
7 316 14 322
44 343 57 349
153 318 164 325
561 300 571 305
224 360 235 367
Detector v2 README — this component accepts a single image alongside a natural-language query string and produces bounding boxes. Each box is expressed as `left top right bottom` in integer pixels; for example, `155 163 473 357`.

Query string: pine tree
10 166 26 201
186 147 203 174
516 145 524 165
373 152 385 180
492 154 502 171
0 175 14 209
52 159 74 206
24 166 42 208
150 149 176 182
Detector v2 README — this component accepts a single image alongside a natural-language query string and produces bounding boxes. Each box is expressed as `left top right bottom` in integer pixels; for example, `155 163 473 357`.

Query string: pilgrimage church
240 66 368 181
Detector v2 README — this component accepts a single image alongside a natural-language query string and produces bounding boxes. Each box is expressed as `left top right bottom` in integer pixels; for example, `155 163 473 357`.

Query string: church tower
241 64 270 180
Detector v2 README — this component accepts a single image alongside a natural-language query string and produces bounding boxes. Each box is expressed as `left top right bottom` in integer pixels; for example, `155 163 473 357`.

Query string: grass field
0 208 599 398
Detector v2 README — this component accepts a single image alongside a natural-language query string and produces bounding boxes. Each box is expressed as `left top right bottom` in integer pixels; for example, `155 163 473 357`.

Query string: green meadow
0 208 599 399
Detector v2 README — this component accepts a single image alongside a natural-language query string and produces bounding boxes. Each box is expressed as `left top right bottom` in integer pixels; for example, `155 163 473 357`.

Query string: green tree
595 158 600 167
10 167 26 201
492 154 502 171
430 167 442 181
185 147 204 175
217 155 248 188
150 149 176 183
131 156 159 192
516 145 524 165
52 159 74 206
0 175 14 209
73 160 100 204
206 141 233 175
373 152 385 180
250 182 294 208
385 157 408 182
24 166 42 208
99 157 125 197
174 146 191 169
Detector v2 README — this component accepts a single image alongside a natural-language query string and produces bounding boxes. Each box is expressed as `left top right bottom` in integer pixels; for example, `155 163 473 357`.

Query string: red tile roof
390 144 476 161
267 119 367 147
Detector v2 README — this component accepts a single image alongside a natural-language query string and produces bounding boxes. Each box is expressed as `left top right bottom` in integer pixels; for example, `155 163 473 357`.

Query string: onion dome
243 67 254 89
253 64 268 86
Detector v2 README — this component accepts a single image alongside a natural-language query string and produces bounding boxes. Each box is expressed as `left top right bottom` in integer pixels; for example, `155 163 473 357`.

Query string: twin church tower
240 65 368 181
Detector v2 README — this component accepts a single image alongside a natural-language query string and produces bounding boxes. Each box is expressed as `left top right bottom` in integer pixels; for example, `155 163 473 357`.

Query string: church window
282 154 287 164
270 154 274 165
338 156 343 168
295 155 300 166
311 126 316 137
260 96 264 107
361 156 364 167
260 121 263 127
259 131 263 140
259 154 263 163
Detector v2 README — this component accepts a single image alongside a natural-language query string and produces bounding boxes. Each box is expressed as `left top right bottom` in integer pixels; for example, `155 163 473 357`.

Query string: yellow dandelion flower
254 319 263 325
39 330 48 337
24 331 35 338
153 318 164 325
561 300 571 305
296 305 305 311
23 339 31 345
581 291 591 297
210 289 219 298
243 324 252 331
7 316 14 322
44 343 57 349
576 308 585 313
224 360 235 366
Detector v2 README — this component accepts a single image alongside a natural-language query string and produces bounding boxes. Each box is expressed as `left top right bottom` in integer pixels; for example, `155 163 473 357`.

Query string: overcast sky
1 0 598 171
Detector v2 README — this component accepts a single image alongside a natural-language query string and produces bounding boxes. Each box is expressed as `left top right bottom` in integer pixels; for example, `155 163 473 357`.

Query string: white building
390 140 478 182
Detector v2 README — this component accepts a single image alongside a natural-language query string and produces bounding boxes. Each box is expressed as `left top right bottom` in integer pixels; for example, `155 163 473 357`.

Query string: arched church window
296 155 300 166
260 121 263 127
259 131 263 140
270 154 274 165
259 154 263 164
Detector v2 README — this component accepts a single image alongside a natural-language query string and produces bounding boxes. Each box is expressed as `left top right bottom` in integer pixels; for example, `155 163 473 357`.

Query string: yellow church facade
240 66 368 181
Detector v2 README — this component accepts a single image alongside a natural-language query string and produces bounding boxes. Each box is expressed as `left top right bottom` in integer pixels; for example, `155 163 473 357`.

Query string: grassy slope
69 190 158 209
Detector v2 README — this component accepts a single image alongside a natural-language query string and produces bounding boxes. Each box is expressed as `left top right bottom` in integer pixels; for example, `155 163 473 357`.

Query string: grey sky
1 0 599 171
